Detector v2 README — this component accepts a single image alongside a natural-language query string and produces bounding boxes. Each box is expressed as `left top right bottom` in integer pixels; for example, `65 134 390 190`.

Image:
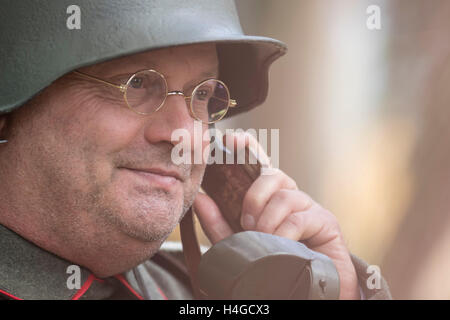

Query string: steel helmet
0 0 287 118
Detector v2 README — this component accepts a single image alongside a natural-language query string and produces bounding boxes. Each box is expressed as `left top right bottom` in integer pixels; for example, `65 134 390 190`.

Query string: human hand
193 133 360 300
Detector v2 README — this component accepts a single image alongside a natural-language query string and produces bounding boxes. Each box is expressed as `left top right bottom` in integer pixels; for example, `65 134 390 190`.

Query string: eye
196 89 208 100
130 77 144 89
195 87 214 101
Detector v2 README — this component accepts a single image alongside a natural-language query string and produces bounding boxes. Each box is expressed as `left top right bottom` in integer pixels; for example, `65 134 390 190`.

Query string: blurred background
168 0 450 299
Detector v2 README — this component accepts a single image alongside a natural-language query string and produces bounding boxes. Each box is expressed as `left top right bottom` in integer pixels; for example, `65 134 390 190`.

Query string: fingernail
242 214 255 230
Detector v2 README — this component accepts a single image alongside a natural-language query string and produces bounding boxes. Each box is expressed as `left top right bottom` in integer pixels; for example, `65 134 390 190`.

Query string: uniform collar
0 224 165 300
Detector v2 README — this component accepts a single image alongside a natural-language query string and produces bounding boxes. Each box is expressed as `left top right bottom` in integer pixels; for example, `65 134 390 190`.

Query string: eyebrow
104 60 218 77
200 69 219 78
107 57 218 75
94 58 219 90
165 66 220 89
189 69 220 82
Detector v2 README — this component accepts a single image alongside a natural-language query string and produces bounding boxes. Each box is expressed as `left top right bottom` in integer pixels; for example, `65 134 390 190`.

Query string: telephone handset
201 142 261 232
179 142 340 300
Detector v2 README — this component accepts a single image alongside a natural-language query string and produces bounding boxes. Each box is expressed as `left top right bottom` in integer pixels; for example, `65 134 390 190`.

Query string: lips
125 167 185 182
119 166 184 190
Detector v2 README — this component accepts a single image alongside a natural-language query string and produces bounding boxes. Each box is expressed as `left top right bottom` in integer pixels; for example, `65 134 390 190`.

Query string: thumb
193 192 234 244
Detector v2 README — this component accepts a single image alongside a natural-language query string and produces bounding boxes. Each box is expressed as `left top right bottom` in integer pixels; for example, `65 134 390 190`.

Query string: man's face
4 43 218 249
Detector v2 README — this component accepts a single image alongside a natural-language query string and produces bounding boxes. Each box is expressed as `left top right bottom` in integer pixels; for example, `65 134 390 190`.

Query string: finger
273 206 341 248
254 189 313 234
193 192 234 244
224 132 271 167
240 169 298 230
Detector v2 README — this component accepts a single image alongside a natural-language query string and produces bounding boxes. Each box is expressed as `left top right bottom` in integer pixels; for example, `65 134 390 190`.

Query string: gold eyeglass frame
73 70 237 124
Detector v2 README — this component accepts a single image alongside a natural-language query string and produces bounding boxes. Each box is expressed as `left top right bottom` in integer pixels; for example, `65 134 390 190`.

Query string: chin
114 198 184 242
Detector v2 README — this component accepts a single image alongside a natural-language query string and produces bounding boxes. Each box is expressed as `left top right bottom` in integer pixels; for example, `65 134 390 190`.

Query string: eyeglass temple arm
214 97 237 108
209 99 238 119
73 71 127 92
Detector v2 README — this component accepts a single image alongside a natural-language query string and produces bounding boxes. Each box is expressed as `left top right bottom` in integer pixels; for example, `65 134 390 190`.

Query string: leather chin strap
179 207 204 299
179 124 214 300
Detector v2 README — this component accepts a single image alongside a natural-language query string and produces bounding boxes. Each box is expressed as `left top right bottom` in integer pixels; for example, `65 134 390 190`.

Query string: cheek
46 89 143 182
59 90 142 154
183 162 206 209
87 110 140 153
190 134 210 185
192 162 207 183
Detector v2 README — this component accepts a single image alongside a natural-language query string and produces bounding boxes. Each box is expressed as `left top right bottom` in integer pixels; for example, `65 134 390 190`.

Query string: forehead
80 43 219 77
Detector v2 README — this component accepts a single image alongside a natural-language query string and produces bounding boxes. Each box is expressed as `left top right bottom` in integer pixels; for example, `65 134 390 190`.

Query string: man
0 0 391 300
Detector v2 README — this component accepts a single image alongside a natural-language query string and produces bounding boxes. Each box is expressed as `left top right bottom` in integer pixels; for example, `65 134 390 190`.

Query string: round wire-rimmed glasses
73 69 237 124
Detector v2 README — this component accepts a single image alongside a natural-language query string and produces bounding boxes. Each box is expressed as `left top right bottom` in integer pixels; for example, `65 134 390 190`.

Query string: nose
142 89 197 147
